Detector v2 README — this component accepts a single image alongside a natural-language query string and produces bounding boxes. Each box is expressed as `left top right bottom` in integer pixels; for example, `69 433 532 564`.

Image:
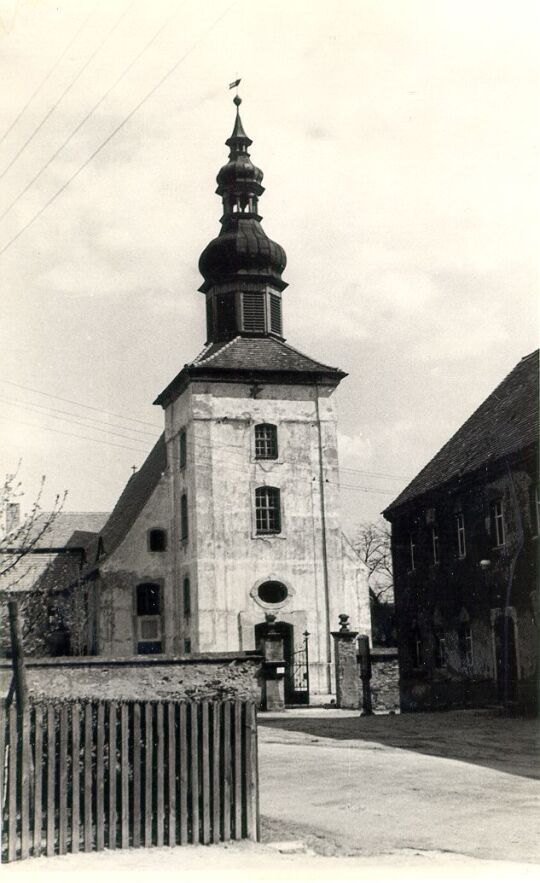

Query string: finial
233 94 242 107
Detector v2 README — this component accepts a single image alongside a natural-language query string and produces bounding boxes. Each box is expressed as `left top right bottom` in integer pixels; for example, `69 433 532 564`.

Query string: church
88 95 370 701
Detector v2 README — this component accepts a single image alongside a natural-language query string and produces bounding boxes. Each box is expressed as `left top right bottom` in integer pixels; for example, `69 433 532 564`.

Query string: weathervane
229 77 241 104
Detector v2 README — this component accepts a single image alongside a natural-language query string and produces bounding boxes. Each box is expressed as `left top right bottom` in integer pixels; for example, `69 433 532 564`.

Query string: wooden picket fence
0 699 259 862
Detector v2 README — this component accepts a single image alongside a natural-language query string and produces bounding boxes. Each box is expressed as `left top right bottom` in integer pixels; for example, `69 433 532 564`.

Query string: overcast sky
0 0 538 534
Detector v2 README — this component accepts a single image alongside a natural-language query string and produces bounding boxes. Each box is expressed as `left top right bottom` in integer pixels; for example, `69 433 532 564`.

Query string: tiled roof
155 336 345 406
0 512 109 594
96 434 167 561
384 349 539 514
189 335 343 373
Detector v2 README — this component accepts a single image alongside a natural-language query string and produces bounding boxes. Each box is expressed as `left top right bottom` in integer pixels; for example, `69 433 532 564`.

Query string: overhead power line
0 0 134 183
0 378 161 429
0 396 158 443
0 414 150 454
0 3 99 148
340 466 408 481
0 4 180 224
0 0 238 259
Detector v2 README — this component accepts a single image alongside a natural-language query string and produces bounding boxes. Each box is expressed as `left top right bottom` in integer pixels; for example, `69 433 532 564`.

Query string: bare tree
0 465 68 656
353 519 393 602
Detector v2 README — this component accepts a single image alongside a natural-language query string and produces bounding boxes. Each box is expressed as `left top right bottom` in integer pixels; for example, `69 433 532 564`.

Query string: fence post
331 614 360 709
357 634 373 715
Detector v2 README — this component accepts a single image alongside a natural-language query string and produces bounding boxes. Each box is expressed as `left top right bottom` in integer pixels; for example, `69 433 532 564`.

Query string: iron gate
289 630 310 705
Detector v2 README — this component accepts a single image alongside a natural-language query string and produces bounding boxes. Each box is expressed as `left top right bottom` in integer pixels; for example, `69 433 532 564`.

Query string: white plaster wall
164 379 370 695
98 476 175 656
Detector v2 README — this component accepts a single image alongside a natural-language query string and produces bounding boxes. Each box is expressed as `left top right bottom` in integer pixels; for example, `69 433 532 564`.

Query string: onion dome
198 96 287 310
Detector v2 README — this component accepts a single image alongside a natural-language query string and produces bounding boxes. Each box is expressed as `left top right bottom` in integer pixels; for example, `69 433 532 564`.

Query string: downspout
315 383 333 694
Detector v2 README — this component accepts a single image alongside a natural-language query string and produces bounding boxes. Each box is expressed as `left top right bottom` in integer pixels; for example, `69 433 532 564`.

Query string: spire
198 95 287 344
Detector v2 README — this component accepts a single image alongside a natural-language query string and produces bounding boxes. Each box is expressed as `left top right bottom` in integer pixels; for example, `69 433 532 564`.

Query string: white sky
0 0 538 533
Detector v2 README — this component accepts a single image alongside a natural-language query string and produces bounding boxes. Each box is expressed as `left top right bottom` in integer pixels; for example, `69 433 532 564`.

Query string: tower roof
198 94 286 295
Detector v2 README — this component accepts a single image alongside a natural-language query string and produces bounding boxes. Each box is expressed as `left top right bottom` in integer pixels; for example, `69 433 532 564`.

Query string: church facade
90 97 369 699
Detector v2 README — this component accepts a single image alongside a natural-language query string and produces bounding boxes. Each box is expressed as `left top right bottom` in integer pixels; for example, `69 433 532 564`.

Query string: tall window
434 630 447 668
179 429 187 469
459 623 473 669
136 583 162 654
183 576 191 617
491 500 505 547
410 628 423 668
181 493 188 541
456 512 466 558
431 525 440 564
255 486 281 534
409 534 416 571
255 424 278 460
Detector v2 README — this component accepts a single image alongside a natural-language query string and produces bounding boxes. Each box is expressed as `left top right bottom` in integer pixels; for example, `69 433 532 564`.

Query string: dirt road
258 708 540 864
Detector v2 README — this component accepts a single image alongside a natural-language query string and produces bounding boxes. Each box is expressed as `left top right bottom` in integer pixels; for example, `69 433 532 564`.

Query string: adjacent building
383 350 538 713
86 96 370 701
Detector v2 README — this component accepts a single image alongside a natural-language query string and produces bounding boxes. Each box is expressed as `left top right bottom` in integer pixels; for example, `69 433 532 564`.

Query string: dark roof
154 336 346 407
96 434 167 561
384 349 539 515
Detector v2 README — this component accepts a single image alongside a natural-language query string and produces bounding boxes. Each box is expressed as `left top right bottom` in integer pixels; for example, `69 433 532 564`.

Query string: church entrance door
255 621 310 706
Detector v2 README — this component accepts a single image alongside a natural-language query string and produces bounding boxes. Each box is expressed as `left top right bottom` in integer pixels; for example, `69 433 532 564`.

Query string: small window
136 583 161 616
269 293 282 335
149 529 167 552
136 583 162 654
255 424 278 460
491 500 505 547
409 534 416 571
431 526 440 564
255 486 281 534
184 639 191 654
181 493 188 541
257 580 288 604
243 292 266 333
179 430 187 469
456 512 466 558
434 631 447 668
183 576 191 616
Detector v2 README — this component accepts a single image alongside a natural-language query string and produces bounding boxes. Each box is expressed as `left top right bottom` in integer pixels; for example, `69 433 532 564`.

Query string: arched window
183 576 191 617
181 493 188 540
136 583 162 654
255 486 281 534
254 424 278 460
179 429 187 469
149 528 167 552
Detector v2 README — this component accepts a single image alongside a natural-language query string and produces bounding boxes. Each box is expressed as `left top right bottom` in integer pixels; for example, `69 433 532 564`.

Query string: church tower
154 96 369 697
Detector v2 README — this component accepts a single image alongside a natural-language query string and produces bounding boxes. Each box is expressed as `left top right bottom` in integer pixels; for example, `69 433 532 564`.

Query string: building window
257 580 288 605
431 526 440 564
434 631 447 668
529 486 540 536
459 624 473 669
254 424 278 460
181 493 188 541
255 486 281 534
179 429 187 469
149 528 167 552
409 534 416 571
136 583 162 654
269 293 282 335
456 512 466 558
184 639 191 654
491 500 505 547
183 576 191 616
243 292 266 333
410 630 423 668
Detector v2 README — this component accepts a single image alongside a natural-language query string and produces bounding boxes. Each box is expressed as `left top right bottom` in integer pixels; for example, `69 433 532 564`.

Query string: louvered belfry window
270 293 282 335
255 486 281 534
255 423 278 460
243 292 265 332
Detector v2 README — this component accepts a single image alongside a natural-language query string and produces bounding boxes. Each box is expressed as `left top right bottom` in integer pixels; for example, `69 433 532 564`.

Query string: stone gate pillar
331 614 360 709
259 613 286 711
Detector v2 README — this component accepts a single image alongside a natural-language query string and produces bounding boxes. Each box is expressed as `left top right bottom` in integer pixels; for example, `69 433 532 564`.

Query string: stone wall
0 652 262 704
371 648 400 713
